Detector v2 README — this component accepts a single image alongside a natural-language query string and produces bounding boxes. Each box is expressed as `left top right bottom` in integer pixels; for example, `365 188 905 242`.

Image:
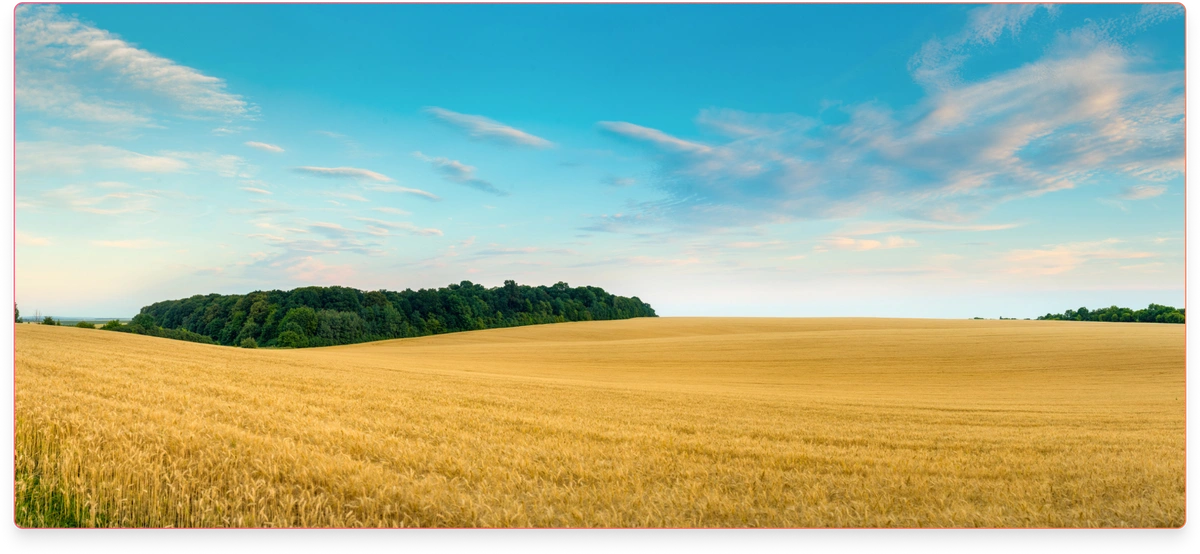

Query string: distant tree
1039 304 1183 324
276 330 308 348
133 281 657 348
101 320 123 330
239 337 258 349
130 313 157 328
42 316 57 326
14 303 19 323
75 321 96 329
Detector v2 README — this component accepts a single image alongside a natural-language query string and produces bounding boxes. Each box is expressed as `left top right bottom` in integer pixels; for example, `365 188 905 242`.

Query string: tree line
105 280 656 348
1037 303 1185 324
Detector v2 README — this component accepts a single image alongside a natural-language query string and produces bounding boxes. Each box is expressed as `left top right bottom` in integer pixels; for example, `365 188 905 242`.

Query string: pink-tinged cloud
285 256 354 285
822 236 918 251
1004 239 1155 275
1119 184 1167 200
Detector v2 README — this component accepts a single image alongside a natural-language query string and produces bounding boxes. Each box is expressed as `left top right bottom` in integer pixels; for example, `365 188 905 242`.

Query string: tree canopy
1037 303 1184 324
117 280 656 348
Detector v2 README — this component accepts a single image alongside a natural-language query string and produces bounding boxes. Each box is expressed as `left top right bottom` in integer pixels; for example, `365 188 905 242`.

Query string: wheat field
14 318 1185 528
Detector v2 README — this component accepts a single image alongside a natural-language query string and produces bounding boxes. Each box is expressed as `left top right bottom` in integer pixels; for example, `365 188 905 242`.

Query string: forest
1036 303 1185 324
109 280 656 348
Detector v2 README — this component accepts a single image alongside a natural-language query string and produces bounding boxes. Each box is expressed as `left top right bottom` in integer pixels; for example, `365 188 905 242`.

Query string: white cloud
241 187 272 195
425 107 553 148
295 166 394 182
600 24 1182 228
366 184 441 201
1119 185 1167 200
18 141 188 175
351 217 443 237
600 121 713 154
164 151 254 179
909 4 1056 89
325 192 370 203
17 5 253 118
16 72 151 125
413 152 508 196
245 141 284 153
41 185 158 215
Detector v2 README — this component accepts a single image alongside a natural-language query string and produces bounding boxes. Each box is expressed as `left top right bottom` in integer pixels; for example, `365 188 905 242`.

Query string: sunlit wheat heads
14 318 1184 528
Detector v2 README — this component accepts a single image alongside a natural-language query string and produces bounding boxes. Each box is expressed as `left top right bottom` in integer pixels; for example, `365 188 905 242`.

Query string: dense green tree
131 281 656 348
1039 303 1184 324
75 321 96 329
14 304 19 323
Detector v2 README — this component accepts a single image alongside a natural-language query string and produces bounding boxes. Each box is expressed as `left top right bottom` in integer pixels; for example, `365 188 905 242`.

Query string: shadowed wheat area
15 318 1185 528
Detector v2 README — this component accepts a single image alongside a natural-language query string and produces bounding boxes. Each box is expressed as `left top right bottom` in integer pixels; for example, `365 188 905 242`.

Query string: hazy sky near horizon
15 3 1184 318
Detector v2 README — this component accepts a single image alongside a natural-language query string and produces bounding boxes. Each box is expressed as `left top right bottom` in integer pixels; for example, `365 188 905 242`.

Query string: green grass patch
15 469 105 528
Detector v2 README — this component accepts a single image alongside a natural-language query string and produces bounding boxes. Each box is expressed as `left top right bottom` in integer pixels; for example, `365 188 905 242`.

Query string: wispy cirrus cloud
17 141 188 175
295 166 393 182
40 185 159 215
16 72 152 126
351 217 443 237
604 176 637 187
366 184 442 201
1119 185 1167 200
17 4 253 119
163 151 255 179
413 152 508 196
599 6 1182 229
908 4 1057 90
245 141 284 153
241 187 272 195
425 107 553 148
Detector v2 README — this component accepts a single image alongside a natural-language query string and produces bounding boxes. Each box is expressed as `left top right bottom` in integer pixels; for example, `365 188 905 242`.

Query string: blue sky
15 3 1184 318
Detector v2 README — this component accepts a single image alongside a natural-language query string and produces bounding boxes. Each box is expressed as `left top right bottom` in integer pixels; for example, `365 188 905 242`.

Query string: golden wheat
14 318 1185 527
